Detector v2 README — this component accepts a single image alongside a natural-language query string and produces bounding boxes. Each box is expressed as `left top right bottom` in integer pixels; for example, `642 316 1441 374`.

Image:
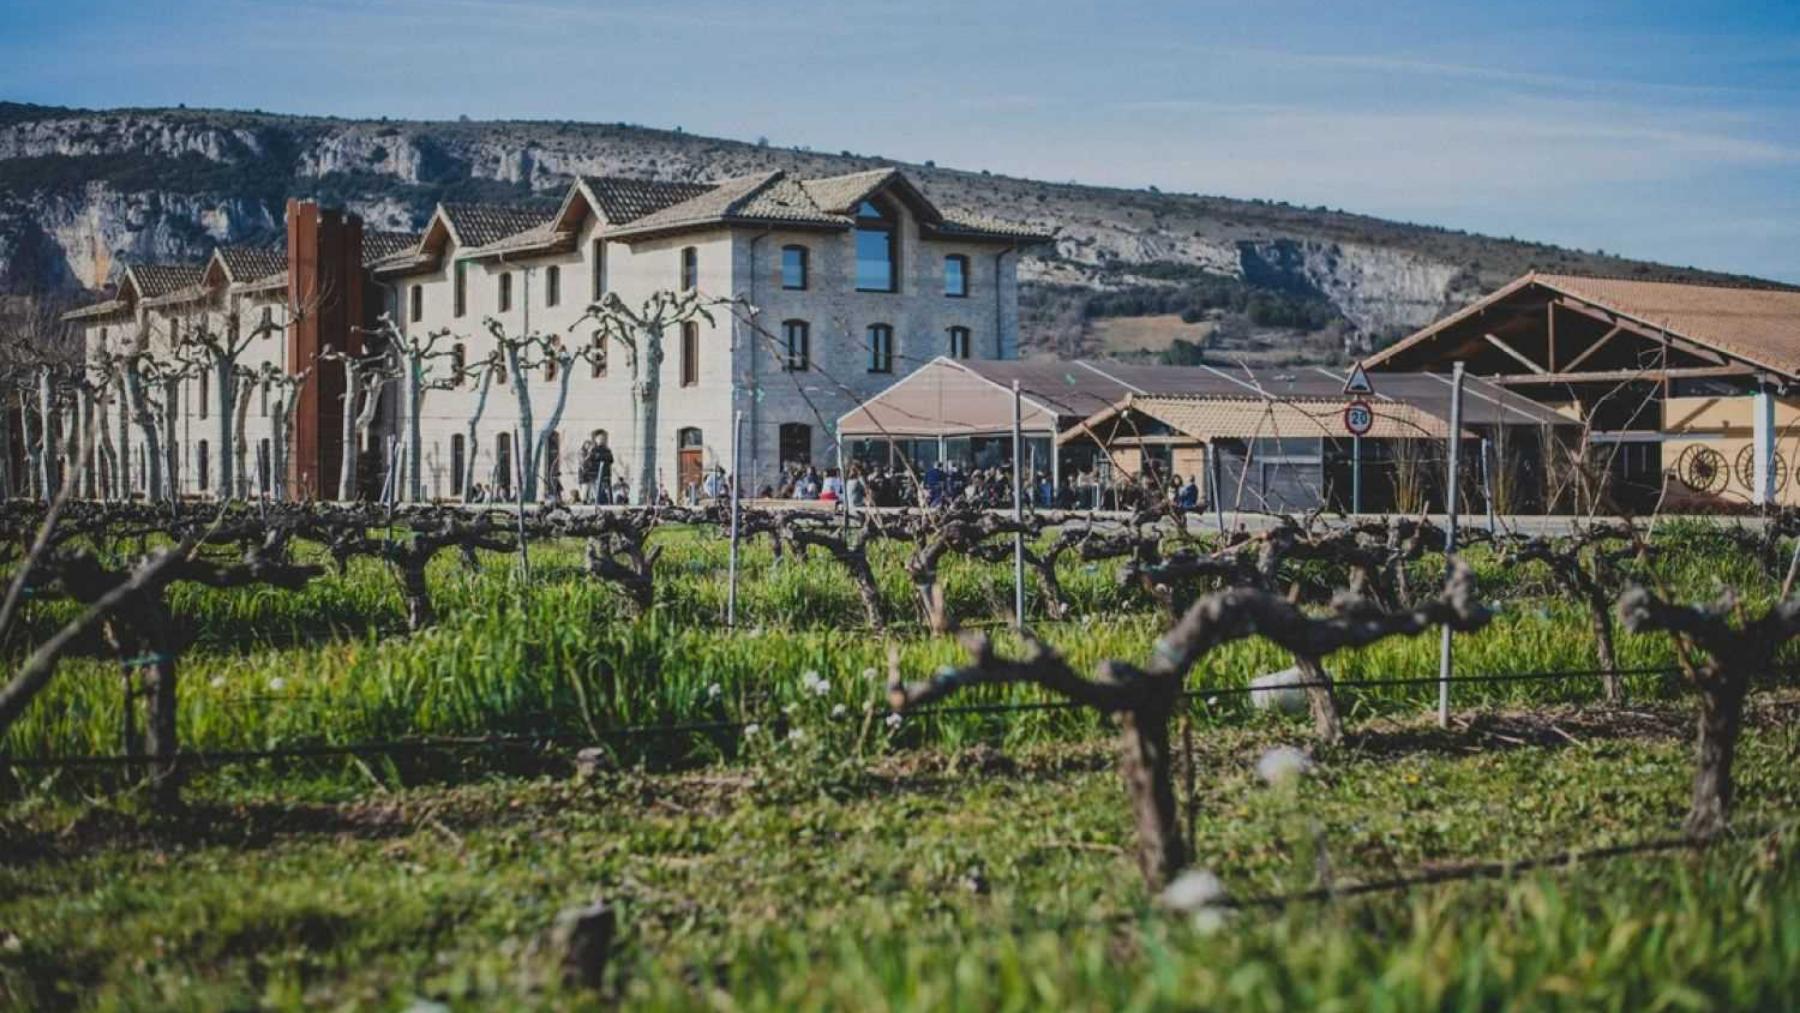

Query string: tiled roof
608 171 849 238
363 230 422 266
800 168 900 215
440 203 560 248
929 210 1055 243
217 246 287 284
1533 274 1800 377
129 263 207 300
61 299 129 322
580 177 715 225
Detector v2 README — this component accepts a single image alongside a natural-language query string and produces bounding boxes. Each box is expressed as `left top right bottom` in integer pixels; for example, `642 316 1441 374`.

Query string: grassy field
2 520 1797 1008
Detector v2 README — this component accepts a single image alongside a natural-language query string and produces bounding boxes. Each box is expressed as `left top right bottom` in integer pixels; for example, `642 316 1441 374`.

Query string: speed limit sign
1343 399 1374 437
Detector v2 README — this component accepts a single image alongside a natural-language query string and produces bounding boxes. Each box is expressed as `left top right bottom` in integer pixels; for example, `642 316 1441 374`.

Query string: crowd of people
467 430 1206 512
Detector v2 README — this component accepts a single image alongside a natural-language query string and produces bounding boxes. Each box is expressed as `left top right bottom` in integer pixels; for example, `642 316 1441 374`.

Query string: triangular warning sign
1343 361 1375 396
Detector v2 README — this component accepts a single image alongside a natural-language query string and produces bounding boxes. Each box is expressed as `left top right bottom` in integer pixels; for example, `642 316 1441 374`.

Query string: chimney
286 199 366 499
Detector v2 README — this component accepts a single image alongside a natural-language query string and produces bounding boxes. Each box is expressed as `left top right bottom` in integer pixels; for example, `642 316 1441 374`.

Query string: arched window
197 440 210 492
498 271 514 312
781 245 809 290
680 246 699 291
944 255 969 298
867 323 893 374
855 199 898 292
545 264 561 307
948 326 972 360
782 319 810 372
451 434 466 498
409 284 423 322
779 423 812 468
495 431 514 495
678 426 704 448
680 321 700 386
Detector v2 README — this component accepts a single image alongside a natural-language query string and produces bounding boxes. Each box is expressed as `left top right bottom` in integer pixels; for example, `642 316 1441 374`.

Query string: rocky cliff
0 101 1774 361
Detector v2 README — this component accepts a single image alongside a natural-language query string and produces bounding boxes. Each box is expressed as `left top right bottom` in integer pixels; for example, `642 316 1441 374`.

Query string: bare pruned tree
890 561 1490 888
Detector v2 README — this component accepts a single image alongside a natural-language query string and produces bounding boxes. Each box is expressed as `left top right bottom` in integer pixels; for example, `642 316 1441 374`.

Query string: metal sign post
1436 362 1465 727
1344 399 1373 515
728 409 742 629
1011 380 1026 629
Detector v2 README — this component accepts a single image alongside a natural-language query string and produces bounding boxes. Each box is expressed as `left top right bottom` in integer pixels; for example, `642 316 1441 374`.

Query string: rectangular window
867 324 893 373
591 239 606 300
259 382 269 417
199 371 209 419
855 228 896 292
680 322 699 387
782 320 810 372
261 305 275 331
495 432 513 494
453 261 467 318
409 284 422 322
258 438 271 494
944 255 969 298
498 272 513 312
197 440 210 492
680 247 698 291
781 246 809 290
452 343 466 387
545 265 560 308
948 326 972 360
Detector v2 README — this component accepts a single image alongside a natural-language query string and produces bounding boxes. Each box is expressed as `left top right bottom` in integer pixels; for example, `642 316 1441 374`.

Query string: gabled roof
127 263 207 301
215 246 287 285
605 170 849 239
363 230 422 266
578 176 716 225
800 168 933 219
1368 271 1800 380
438 202 560 249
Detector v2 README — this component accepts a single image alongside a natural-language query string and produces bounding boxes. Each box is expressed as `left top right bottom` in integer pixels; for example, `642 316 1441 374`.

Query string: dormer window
855 199 897 293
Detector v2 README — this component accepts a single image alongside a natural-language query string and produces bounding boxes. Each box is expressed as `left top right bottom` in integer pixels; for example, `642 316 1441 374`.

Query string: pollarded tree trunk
632 327 665 507
404 357 424 502
114 378 132 498
36 367 59 496
1688 673 1749 839
120 362 163 501
505 343 536 502
462 364 497 501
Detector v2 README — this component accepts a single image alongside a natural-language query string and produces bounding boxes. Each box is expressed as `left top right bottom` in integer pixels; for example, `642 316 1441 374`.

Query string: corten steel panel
286 200 364 500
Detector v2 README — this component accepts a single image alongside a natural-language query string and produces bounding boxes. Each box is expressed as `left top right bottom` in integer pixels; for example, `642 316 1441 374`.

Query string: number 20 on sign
1344 400 1374 437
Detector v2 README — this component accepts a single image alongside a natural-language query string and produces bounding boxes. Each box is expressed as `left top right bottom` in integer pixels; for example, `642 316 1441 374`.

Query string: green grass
2 521 1797 1008
4 706 1799 1009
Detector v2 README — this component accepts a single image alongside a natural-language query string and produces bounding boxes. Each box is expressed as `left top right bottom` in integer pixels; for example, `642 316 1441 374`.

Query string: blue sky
4 0 1797 281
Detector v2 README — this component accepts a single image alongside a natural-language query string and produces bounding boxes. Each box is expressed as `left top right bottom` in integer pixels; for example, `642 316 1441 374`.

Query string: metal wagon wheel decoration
1733 445 1791 493
1676 445 1729 494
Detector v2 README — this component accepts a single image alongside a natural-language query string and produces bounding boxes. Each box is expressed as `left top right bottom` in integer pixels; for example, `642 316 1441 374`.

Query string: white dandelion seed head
267 677 287 692
1191 906 1230 935
831 703 848 719
861 667 880 683
1256 746 1312 787
788 728 806 744
743 722 761 738
1159 869 1226 913
706 682 722 699
210 676 227 690
885 712 903 731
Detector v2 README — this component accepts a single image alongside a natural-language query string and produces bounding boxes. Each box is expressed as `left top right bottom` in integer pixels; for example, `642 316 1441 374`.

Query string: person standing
582 431 614 505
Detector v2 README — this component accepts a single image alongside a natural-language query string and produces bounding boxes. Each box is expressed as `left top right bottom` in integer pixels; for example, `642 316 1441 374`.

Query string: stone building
63 168 1049 501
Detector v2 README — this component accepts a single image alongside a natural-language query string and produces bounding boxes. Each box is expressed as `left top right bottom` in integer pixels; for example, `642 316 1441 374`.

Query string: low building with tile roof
1365 271 1800 510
